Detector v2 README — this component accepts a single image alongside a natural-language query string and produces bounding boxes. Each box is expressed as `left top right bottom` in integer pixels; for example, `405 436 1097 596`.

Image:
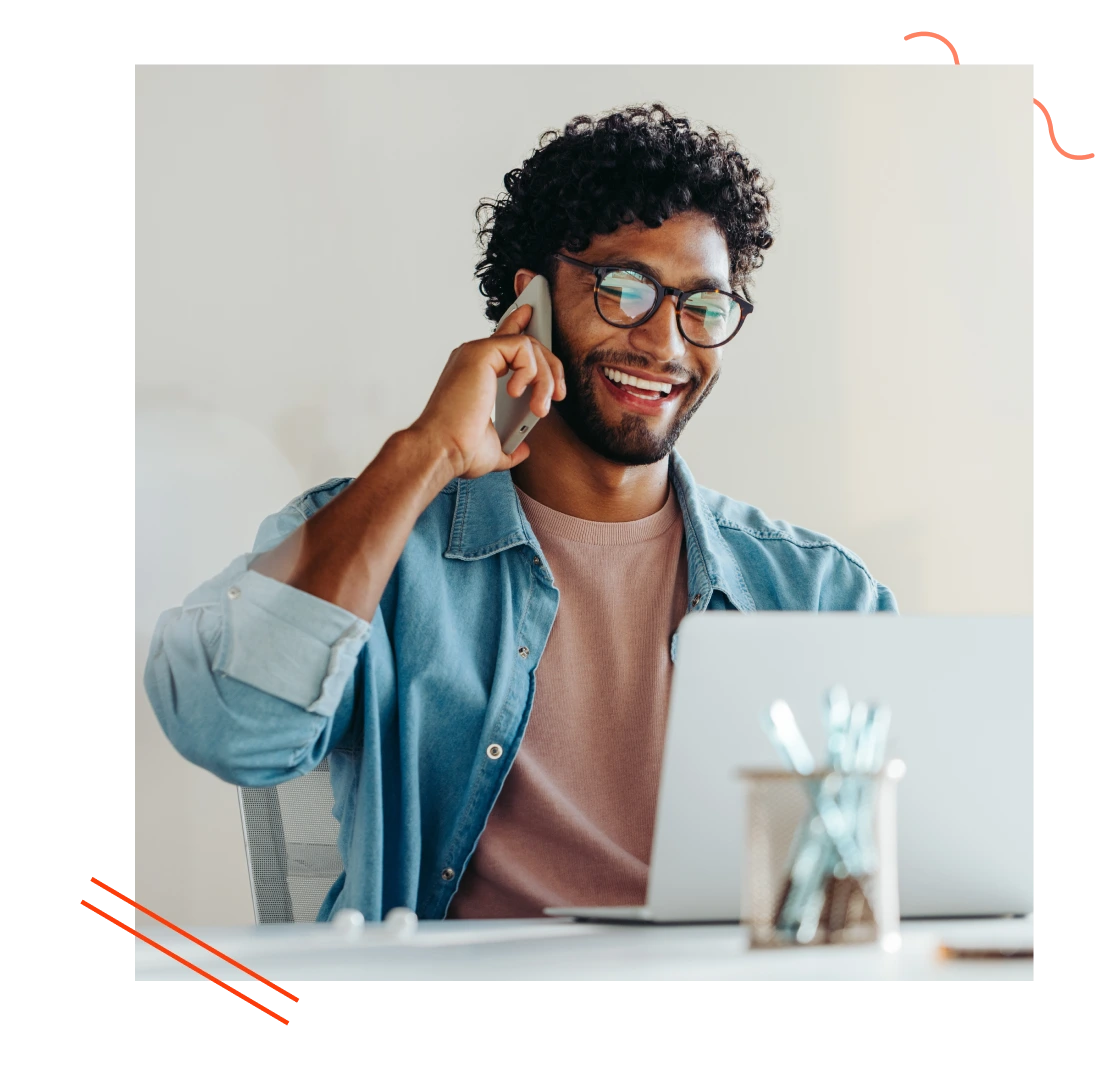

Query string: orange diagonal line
1033 98 1094 160
90 877 298 1002
904 31 960 64
81 900 289 1024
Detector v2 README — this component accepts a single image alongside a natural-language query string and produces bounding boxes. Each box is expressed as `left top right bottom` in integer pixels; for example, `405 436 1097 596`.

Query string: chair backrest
237 758 344 923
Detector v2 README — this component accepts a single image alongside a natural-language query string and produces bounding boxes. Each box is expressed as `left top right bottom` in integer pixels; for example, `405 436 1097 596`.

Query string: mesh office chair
237 758 345 923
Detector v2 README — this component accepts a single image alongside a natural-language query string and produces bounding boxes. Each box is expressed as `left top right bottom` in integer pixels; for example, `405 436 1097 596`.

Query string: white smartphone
493 274 552 454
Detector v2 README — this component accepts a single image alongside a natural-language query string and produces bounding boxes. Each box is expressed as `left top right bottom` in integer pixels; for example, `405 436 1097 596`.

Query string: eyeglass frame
551 252 754 349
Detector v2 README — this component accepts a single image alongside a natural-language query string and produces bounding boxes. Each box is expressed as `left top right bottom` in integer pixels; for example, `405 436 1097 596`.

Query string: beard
550 321 719 466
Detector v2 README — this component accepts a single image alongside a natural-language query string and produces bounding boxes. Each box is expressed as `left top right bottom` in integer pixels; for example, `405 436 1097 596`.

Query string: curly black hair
474 103 774 324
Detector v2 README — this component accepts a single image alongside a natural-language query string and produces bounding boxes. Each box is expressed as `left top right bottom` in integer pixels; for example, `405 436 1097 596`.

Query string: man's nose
629 292 687 362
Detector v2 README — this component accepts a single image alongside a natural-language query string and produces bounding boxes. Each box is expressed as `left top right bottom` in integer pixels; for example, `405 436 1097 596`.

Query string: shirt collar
444 450 754 612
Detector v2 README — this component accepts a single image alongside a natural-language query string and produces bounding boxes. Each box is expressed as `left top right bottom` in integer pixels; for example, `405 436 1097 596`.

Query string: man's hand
409 303 567 481
250 304 565 619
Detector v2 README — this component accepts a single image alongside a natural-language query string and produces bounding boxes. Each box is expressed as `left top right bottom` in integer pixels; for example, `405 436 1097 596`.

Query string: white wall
136 65 1032 925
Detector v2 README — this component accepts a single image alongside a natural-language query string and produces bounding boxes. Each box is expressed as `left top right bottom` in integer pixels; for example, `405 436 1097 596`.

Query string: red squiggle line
904 31 959 64
1033 99 1094 160
903 31 1092 160
80 894 291 1026
88 872 300 1000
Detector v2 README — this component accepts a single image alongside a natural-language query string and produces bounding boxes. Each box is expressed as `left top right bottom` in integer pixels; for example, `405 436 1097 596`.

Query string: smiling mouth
598 365 688 405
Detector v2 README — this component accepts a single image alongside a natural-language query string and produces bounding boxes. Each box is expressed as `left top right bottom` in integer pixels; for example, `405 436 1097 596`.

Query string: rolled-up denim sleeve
212 562 369 715
144 490 370 786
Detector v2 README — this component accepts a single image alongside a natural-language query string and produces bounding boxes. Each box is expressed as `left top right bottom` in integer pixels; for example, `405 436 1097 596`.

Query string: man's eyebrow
599 255 731 292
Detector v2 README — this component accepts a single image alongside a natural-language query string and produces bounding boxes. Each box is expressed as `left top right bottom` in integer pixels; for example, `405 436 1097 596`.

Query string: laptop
545 613 1033 923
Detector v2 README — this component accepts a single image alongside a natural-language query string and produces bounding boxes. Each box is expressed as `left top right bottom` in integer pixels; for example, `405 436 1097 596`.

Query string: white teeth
601 367 673 394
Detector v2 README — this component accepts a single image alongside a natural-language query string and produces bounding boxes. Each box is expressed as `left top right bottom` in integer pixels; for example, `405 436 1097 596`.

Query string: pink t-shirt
448 484 690 918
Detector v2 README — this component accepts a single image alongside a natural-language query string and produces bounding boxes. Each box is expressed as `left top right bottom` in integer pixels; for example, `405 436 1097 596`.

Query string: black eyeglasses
552 252 753 349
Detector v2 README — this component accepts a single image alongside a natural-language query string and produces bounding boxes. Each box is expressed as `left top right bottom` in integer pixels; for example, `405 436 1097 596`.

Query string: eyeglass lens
596 269 741 346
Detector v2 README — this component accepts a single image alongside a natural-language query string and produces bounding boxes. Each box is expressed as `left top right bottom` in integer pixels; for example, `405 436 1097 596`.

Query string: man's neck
509 411 672 522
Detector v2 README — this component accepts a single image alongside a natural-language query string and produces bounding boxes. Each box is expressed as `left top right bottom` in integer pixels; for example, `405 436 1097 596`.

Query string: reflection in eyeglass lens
598 270 657 322
681 291 740 345
597 269 743 345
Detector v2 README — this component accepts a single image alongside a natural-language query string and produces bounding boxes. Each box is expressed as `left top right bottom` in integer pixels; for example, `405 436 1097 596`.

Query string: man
145 104 896 922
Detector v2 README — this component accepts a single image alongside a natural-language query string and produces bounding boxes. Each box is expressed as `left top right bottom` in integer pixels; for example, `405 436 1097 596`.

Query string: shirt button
690 593 702 609
441 867 455 882
486 743 503 760
517 646 530 659
227 587 241 600
532 557 541 567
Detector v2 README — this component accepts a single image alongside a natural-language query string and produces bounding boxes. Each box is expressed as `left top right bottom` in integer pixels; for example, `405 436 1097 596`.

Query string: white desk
135 916 1032 981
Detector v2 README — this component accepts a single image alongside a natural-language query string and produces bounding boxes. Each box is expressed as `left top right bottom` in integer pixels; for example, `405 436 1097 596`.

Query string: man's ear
513 269 537 298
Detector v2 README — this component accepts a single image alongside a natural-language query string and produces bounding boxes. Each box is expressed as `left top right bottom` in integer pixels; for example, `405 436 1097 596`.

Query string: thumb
494 303 533 336
495 440 531 470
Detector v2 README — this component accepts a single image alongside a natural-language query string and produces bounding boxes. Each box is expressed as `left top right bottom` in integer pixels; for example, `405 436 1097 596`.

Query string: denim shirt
144 450 896 922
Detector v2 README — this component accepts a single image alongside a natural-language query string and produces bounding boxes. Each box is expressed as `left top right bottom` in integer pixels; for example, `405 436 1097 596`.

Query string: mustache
579 347 701 387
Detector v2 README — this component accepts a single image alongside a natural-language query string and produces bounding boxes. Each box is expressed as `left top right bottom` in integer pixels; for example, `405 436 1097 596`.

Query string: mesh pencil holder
740 760 905 949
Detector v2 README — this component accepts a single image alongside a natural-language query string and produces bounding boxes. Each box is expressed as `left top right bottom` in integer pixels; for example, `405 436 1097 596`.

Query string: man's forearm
250 428 459 621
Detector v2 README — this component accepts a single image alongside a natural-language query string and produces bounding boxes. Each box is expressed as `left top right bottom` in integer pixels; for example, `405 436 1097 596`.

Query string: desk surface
135 916 1032 981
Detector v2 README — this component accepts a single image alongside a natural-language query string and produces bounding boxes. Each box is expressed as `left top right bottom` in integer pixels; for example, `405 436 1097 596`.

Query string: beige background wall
136 66 1032 925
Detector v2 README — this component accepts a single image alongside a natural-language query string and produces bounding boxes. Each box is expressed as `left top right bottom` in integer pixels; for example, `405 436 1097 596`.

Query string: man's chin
556 404 678 467
551 355 700 466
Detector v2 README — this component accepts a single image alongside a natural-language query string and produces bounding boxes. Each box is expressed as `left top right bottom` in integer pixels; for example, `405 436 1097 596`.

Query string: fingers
496 336 565 411
505 338 540 400
546 350 567 402
527 345 555 418
494 303 533 336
